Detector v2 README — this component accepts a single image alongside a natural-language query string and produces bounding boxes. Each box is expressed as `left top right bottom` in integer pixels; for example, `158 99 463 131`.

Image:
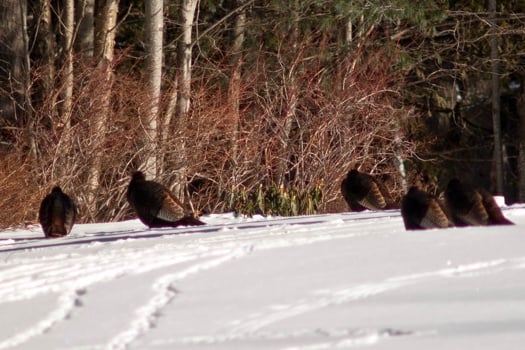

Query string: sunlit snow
1 206 524 349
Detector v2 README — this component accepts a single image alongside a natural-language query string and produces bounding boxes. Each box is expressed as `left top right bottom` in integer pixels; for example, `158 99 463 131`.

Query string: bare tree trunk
21 0 36 163
59 0 75 140
274 0 299 186
518 72 525 202
0 1 25 125
94 0 119 77
164 0 198 198
163 78 177 171
0 1 35 160
175 0 197 128
52 0 75 181
0 3 25 121
490 0 504 195
85 0 119 219
344 16 353 44
143 0 163 178
227 0 247 165
35 0 56 106
75 0 95 57
32 1 55 166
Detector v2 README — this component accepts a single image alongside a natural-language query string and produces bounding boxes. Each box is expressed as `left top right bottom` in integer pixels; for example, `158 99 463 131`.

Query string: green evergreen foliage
226 184 323 217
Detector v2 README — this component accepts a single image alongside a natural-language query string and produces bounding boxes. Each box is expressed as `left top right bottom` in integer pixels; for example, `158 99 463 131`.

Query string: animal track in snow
0 243 226 348
106 246 254 350
168 326 417 348
0 288 85 349
200 256 525 345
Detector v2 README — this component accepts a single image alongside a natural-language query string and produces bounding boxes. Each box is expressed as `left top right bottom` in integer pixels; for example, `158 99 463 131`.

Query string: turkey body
401 186 451 230
39 186 76 238
341 169 395 211
127 171 205 228
444 178 513 226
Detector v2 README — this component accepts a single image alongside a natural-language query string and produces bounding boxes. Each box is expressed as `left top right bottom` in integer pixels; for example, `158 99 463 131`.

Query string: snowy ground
1 206 525 350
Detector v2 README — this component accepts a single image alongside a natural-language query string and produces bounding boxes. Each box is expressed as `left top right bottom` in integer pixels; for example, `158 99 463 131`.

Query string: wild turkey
445 178 513 226
401 186 452 230
127 171 205 228
39 186 76 238
341 168 395 211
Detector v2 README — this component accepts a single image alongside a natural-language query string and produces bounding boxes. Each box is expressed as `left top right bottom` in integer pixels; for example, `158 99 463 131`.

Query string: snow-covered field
1 206 525 350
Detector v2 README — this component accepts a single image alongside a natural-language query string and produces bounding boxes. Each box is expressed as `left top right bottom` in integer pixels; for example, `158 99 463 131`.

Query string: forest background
0 0 524 226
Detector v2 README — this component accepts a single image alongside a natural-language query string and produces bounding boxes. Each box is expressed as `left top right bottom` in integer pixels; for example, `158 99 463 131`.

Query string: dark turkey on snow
126 171 205 228
444 178 513 226
341 168 395 212
401 186 452 230
39 186 77 238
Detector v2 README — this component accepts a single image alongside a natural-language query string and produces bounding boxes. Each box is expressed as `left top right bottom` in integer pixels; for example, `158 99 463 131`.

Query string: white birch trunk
228 0 247 164
60 0 74 136
38 0 55 98
143 0 163 178
175 0 198 124
85 0 119 219
168 0 198 198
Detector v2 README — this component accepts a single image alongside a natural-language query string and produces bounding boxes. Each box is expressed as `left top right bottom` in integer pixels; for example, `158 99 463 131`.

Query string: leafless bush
181 43 420 214
0 151 39 227
0 56 149 228
0 41 422 228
